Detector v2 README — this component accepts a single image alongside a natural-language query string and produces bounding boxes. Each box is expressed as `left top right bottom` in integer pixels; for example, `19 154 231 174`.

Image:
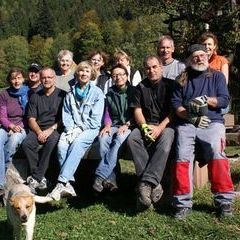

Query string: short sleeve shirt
27 87 65 130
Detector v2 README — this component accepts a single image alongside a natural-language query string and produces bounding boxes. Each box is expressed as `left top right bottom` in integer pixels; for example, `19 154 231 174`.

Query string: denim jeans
127 127 175 186
58 128 99 183
95 126 131 179
0 128 26 187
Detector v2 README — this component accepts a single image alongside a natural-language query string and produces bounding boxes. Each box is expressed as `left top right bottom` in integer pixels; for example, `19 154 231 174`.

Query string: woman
49 61 105 201
0 68 29 193
89 50 112 94
93 64 135 193
200 32 230 114
114 49 142 86
56 49 76 92
199 32 229 84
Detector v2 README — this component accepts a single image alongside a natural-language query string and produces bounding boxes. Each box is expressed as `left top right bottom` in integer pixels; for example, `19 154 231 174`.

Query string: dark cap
28 63 42 72
188 44 207 56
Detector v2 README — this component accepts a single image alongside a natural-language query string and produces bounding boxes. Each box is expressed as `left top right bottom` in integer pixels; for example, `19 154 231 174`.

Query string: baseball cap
28 63 42 72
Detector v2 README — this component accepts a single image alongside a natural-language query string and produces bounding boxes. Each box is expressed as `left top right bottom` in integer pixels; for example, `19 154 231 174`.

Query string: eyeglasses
112 73 126 79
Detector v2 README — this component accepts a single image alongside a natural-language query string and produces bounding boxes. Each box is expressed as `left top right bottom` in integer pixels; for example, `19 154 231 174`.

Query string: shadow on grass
0 220 13 240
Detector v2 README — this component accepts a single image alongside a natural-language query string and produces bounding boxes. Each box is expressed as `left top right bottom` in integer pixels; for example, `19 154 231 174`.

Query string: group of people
0 32 234 220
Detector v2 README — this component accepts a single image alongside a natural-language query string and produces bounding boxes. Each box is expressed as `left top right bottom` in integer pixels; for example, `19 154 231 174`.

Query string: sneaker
103 179 118 192
48 182 77 201
137 182 152 208
174 207 192 220
217 203 233 218
93 176 104 193
37 178 47 190
151 184 163 203
26 176 39 194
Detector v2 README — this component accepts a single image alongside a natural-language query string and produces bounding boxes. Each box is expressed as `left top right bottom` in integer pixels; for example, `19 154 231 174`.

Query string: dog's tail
34 195 53 203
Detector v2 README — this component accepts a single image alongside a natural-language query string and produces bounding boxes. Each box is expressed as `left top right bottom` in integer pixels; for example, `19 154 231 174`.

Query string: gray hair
57 49 73 63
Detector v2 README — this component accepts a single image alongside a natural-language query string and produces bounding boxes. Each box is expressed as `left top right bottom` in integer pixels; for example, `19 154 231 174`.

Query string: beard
190 62 208 72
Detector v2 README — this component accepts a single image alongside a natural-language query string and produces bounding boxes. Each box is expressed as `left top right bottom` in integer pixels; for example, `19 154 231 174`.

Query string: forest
0 0 239 88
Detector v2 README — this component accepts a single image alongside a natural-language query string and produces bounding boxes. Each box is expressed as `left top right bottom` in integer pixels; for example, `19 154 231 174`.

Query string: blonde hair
113 49 131 64
75 61 97 80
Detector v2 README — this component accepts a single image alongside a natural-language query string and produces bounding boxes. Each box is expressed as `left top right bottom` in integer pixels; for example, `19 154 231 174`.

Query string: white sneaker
48 182 76 201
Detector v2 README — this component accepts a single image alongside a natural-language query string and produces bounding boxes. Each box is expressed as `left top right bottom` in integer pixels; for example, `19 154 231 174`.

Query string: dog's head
10 195 34 223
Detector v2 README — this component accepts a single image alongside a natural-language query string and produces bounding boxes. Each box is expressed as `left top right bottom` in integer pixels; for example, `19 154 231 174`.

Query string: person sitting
22 68 65 194
127 56 175 211
93 64 135 193
56 49 76 92
48 61 105 201
113 49 142 86
0 68 29 195
171 44 234 220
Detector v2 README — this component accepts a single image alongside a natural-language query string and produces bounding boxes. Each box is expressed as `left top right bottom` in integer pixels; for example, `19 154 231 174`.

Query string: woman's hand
99 125 111 137
117 124 129 135
9 124 23 133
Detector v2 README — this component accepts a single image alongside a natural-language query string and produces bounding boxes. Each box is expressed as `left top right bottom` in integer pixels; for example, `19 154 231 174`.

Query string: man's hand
188 95 208 116
117 124 129 135
188 115 211 128
148 124 164 140
37 128 54 143
140 123 155 142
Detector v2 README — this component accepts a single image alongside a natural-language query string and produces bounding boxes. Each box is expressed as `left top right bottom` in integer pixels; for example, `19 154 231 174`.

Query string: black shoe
93 176 104 193
103 179 118 192
217 203 233 218
174 207 192 220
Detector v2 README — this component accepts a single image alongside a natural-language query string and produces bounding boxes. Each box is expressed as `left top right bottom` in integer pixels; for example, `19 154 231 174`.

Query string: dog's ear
10 196 17 206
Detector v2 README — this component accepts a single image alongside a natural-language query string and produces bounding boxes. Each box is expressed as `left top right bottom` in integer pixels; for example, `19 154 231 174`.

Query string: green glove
140 123 155 142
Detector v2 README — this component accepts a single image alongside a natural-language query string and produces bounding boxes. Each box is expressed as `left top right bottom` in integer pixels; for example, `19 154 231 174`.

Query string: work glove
140 123 155 142
188 115 211 129
188 95 208 116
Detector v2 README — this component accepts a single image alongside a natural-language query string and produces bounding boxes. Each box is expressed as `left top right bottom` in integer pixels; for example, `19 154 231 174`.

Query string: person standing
48 61 105 201
157 35 185 81
22 68 65 193
0 68 29 195
27 63 42 97
171 44 234 220
113 50 142 86
56 49 76 92
127 56 175 210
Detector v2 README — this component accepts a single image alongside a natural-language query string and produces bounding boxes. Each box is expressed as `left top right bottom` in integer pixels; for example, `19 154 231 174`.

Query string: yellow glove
140 123 155 142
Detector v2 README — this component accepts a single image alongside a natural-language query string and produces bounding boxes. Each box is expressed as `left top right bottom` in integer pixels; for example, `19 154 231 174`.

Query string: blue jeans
0 128 26 187
95 126 131 179
57 128 99 183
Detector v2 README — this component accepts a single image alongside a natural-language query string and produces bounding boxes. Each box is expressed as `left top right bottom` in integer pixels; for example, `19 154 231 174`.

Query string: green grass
1 156 240 240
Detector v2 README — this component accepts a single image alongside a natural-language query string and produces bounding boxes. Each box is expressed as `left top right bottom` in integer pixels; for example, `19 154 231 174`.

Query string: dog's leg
25 205 36 240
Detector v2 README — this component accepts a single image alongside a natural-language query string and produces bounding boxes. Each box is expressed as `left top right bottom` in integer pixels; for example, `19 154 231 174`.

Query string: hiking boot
151 184 163 203
103 179 118 192
137 182 152 208
174 207 192 220
48 182 76 201
93 176 104 193
217 203 233 218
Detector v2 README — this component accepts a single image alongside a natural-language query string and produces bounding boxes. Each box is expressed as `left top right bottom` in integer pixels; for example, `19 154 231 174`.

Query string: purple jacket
0 89 26 130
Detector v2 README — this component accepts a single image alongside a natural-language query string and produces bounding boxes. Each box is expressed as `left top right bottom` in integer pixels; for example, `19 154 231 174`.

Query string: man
127 56 175 210
171 44 234 220
157 35 185 80
27 63 42 96
22 67 65 193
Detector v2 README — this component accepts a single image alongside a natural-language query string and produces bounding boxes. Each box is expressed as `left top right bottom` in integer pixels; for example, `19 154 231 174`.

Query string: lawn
0 149 240 240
